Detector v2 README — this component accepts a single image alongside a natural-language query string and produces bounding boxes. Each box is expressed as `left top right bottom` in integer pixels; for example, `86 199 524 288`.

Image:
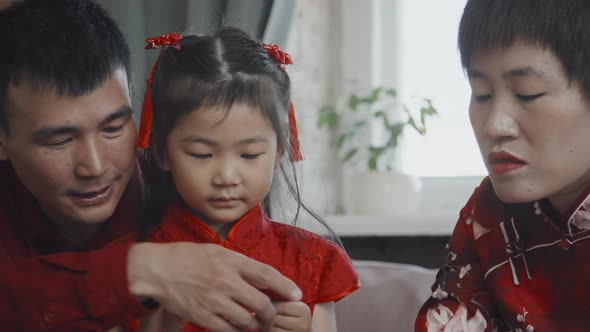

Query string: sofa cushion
335 260 436 332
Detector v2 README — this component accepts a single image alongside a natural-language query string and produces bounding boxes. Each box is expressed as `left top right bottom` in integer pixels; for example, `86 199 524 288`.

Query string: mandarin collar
531 181 590 236
160 200 268 251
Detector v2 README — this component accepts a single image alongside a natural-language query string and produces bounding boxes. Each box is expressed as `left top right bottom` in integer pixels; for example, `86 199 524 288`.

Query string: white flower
459 264 472 279
432 285 448 300
449 252 458 262
533 202 541 215
425 304 487 332
572 209 590 231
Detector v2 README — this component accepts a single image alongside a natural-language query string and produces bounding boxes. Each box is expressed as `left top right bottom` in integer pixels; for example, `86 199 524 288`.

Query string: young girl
131 28 359 332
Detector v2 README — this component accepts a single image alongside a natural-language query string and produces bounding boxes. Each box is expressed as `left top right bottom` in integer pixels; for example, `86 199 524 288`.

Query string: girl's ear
150 131 170 171
274 145 284 169
156 148 171 171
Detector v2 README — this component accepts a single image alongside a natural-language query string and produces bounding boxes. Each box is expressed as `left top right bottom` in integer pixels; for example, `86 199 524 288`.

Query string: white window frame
300 0 486 236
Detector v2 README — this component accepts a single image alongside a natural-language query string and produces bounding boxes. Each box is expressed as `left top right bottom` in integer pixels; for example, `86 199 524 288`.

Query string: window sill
298 176 483 236
299 210 458 236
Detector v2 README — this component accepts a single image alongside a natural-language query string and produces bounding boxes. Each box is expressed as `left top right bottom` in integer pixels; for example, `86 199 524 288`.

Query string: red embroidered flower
145 33 182 50
262 43 293 69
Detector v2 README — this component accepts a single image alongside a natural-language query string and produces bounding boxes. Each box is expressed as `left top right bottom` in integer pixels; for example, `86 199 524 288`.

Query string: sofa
335 260 437 332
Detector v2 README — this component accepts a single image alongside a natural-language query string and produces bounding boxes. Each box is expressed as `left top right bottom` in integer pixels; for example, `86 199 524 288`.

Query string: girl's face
162 103 281 232
468 40 590 212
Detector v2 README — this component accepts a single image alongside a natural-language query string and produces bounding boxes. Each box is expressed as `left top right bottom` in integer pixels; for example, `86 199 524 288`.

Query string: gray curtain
96 0 295 119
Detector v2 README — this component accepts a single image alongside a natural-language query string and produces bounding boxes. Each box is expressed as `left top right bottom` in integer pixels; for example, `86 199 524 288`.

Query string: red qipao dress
415 177 590 332
146 200 360 332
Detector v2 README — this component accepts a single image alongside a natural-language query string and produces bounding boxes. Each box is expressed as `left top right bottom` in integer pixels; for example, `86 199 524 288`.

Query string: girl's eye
517 93 545 102
190 153 212 159
242 153 262 160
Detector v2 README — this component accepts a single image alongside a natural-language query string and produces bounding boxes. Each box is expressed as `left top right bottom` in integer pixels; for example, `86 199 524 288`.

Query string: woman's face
468 40 590 212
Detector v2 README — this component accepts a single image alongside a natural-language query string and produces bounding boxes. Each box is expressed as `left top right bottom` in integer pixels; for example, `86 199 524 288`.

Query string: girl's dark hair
0 0 130 135
458 0 590 98
140 28 341 246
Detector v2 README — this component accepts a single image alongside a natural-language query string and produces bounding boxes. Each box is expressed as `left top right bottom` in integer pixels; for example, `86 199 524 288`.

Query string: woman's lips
488 151 527 175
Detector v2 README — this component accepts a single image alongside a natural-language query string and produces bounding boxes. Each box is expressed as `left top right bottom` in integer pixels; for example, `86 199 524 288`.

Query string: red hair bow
261 43 302 161
145 33 182 50
262 43 293 69
137 33 183 148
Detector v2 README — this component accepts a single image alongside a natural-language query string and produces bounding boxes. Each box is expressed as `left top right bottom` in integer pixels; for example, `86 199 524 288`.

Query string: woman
415 0 590 331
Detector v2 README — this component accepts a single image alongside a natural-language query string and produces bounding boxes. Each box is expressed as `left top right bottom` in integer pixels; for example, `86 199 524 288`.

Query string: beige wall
289 0 343 214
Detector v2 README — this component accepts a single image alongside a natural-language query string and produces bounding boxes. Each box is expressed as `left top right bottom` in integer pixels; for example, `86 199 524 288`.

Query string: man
0 0 301 331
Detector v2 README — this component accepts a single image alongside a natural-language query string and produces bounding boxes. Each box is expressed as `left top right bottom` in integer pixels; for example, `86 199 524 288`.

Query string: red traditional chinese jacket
0 159 152 331
143 200 360 332
415 177 590 332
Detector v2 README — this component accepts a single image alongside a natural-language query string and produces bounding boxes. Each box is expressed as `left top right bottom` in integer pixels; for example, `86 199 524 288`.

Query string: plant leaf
343 148 358 162
317 106 340 129
386 124 405 147
385 88 397 97
407 116 426 135
368 156 378 171
373 111 387 119
348 95 359 111
353 120 368 128
369 146 387 155
336 132 353 149
370 87 382 103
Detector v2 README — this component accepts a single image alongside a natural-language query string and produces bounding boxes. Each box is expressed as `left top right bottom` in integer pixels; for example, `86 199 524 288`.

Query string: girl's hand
127 242 302 331
267 301 312 332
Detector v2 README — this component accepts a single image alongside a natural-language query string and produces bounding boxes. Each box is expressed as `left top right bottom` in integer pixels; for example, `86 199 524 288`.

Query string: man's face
468 41 590 211
0 68 137 226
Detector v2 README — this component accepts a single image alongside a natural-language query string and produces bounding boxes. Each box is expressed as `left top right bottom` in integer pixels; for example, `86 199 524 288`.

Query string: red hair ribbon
145 32 182 50
137 33 182 148
262 43 302 161
288 101 303 161
262 43 293 70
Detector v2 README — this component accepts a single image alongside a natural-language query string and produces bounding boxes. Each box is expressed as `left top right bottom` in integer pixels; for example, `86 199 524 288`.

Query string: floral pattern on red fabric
415 177 590 332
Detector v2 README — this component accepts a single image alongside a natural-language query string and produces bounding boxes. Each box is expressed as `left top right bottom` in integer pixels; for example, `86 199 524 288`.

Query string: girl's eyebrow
235 137 269 146
181 136 269 146
182 136 218 146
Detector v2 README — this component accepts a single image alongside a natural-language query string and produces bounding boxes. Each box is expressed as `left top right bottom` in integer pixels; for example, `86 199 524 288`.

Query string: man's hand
127 242 302 332
266 301 311 332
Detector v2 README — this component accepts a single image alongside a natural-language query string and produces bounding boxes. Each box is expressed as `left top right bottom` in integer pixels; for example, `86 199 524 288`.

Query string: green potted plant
317 87 437 215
